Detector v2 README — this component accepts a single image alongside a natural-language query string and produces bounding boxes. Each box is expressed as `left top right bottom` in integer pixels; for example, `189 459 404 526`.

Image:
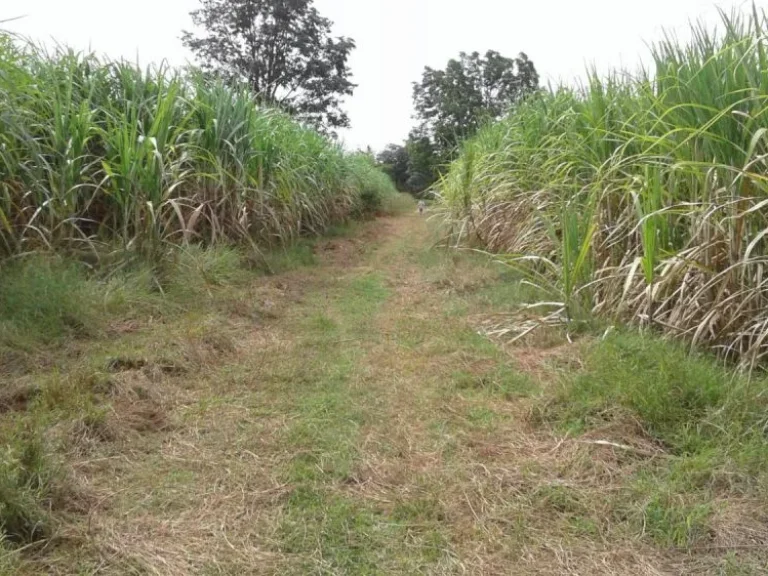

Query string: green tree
376 135 439 195
376 144 410 191
413 50 539 156
182 0 356 131
404 134 439 193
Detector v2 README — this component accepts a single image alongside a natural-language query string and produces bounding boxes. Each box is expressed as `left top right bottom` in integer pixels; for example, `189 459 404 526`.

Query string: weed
261 243 318 274
169 245 246 296
546 331 768 457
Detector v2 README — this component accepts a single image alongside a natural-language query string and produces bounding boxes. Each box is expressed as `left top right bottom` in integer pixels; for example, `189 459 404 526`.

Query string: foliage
376 144 410 192
376 137 439 195
182 0 356 131
404 134 440 193
441 6 768 368
395 50 538 194
413 50 539 157
0 36 395 261
345 153 397 216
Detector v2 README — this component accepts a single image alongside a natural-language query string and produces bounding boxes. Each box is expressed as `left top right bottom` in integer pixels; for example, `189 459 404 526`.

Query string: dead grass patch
0 379 41 413
707 500 768 550
505 341 583 379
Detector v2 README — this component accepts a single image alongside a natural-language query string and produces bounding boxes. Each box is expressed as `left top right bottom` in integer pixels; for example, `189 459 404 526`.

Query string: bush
345 154 397 216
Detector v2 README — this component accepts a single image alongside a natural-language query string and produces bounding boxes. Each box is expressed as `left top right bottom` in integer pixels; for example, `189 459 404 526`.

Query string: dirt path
20 210 763 575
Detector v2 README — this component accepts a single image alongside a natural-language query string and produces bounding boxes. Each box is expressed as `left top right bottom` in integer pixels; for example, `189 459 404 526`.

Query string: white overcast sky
2 0 763 150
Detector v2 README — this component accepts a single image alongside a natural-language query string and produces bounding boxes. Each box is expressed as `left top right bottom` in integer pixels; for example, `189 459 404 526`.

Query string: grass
0 430 59 545
0 257 99 345
0 236 308 556
440 5 768 369
547 332 768 453
533 329 768 551
0 197 767 574
437 7 768 564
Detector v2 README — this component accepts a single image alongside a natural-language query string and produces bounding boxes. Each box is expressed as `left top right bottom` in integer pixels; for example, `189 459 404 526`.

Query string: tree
413 50 539 156
375 135 439 196
376 144 410 191
182 0 356 131
404 134 439 193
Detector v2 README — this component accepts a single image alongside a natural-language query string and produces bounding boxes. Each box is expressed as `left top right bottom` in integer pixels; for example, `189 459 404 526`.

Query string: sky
2 0 763 151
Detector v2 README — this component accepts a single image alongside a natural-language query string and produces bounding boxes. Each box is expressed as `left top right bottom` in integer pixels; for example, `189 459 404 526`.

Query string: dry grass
2 207 766 574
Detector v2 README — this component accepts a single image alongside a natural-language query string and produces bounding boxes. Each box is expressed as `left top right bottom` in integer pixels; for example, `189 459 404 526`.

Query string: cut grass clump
166 245 248 300
0 257 99 345
547 331 768 458
0 428 61 545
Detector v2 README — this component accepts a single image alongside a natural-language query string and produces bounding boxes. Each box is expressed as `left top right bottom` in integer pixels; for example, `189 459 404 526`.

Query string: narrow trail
28 210 755 575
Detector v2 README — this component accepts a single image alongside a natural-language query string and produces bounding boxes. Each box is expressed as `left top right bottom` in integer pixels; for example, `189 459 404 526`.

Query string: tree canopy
376 136 439 196
412 50 539 156
182 0 356 130
379 50 539 194
376 144 409 191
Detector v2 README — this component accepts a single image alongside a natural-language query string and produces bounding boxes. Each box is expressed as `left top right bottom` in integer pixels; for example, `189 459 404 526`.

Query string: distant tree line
378 51 540 195
182 0 540 192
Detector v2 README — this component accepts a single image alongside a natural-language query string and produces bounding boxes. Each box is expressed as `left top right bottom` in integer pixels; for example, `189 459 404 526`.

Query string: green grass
0 246 250 360
548 331 768 458
0 425 62 546
626 473 715 548
169 245 247 292
0 257 99 345
450 366 537 399
340 274 390 325
533 329 768 549
280 487 450 575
